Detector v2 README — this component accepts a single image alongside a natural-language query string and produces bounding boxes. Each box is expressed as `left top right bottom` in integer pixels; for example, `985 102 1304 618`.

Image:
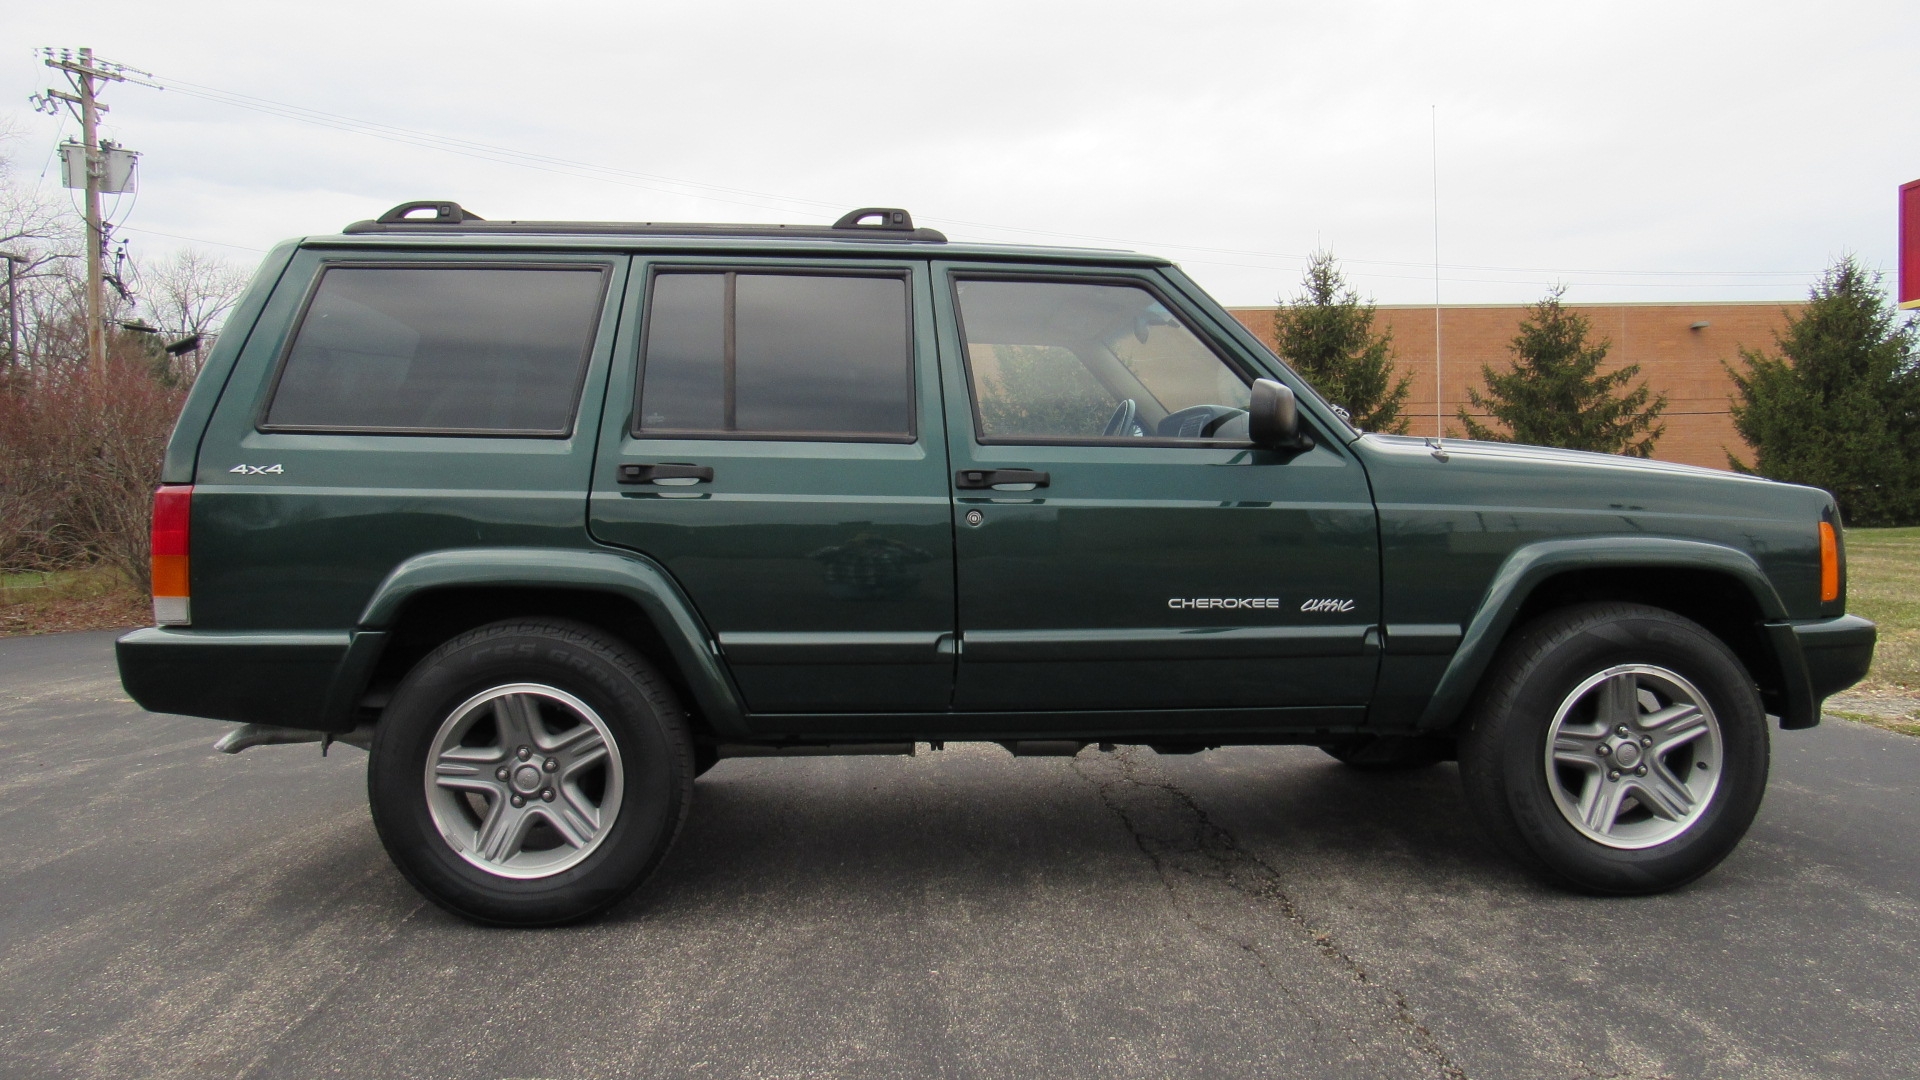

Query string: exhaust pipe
214 723 373 755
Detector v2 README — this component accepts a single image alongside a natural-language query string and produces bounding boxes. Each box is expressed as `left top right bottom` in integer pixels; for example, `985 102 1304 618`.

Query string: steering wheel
1103 398 1141 437
1157 404 1247 439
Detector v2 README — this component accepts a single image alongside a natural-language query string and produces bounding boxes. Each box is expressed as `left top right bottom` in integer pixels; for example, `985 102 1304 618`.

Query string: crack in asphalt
1071 747 1468 1080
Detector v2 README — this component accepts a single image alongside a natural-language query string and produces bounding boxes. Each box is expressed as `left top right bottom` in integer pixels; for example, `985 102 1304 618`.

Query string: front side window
956 278 1251 443
263 265 608 435
638 271 912 439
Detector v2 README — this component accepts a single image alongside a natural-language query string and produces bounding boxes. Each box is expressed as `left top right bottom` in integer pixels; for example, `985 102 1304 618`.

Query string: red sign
1903 180 1920 309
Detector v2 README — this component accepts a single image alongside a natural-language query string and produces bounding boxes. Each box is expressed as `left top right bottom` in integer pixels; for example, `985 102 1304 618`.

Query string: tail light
151 485 193 626
1818 520 1840 604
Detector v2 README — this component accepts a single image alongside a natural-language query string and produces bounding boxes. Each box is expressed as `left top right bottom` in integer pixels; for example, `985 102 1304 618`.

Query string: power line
114 225 268 253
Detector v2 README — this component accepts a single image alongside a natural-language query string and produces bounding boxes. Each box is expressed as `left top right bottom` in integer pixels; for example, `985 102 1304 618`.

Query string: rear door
935 266 1380 726
588 258 955 721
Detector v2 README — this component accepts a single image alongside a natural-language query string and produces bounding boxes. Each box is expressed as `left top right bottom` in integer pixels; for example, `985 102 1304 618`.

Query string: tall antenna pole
1431 105 1443 443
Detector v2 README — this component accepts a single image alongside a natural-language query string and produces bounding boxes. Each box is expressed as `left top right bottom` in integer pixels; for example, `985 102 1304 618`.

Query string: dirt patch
1827 688 1920 737
0 571 148 637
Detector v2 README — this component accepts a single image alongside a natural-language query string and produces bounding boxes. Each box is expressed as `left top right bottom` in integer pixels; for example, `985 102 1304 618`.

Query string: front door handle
619 463 714 485
955 468 1050 490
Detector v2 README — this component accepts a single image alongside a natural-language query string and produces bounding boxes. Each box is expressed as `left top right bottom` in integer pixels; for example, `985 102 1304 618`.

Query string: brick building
1226 301 1804 471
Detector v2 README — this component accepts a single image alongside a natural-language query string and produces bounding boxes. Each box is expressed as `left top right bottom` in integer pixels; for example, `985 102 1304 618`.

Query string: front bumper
1766 614 1877 729
116 627 383 733
1794 614 1877 703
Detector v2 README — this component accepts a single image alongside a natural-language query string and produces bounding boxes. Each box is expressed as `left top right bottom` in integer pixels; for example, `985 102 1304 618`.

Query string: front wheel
1458 603 1768 895
368 619 694 926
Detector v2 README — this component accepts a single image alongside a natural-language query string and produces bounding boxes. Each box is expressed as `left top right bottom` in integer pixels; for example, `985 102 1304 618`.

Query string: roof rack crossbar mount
344 202 946 243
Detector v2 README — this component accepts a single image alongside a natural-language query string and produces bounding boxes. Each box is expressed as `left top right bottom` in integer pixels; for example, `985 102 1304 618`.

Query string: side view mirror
1248 379 1315 452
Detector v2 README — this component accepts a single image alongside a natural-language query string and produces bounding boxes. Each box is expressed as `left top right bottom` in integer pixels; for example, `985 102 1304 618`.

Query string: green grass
1842 527 1920 696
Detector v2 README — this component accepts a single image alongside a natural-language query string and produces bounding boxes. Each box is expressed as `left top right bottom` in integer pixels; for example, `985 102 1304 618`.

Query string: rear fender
356 547 748 737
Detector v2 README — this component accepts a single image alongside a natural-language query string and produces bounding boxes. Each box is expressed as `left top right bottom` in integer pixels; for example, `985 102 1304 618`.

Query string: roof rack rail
343 201 948 242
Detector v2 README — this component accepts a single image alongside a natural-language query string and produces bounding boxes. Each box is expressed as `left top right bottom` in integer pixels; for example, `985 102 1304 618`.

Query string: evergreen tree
1726 256 1920 526
1458 285 1667 456
1271 252 1413 433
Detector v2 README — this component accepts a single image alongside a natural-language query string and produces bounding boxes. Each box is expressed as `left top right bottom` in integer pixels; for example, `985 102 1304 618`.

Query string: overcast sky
4 0 1915 307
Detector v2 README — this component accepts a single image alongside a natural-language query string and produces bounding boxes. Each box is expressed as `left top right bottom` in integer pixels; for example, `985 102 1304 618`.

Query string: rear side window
637 271 912 439
262 265 609 435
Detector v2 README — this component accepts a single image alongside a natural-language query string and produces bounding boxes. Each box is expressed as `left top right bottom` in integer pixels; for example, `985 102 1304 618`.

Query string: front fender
358 547 748 737
1414 536 1793 730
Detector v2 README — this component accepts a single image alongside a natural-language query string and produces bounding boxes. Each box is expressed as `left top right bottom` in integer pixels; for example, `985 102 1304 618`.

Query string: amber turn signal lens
1818 521 1839 603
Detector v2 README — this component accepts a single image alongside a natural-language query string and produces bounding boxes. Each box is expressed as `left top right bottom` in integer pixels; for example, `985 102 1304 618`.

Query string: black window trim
948 269 1267 450
630 263 919 445
254 259 615 438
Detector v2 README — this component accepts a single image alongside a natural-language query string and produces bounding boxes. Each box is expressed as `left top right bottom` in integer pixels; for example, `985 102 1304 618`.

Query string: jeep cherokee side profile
117 202 1877 925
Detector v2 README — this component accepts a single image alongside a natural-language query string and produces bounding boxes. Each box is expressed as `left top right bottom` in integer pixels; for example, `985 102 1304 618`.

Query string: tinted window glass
638 272 911 438
957 279 1249 442
264 266 607 434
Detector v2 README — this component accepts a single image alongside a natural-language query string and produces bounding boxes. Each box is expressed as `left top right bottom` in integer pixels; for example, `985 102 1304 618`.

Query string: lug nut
511 794 525 808
1597 744 1610 756
1616 725 1631 737
517 746 532 761
544 758 557 772
1641 737 1653 747
496 766 510 781
541 788 555 802
1635 765 1648 777
1608 770 1621 781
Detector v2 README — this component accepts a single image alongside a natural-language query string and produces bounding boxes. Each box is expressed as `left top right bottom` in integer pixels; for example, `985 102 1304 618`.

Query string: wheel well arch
363 586 718 742
1508 567 1785 712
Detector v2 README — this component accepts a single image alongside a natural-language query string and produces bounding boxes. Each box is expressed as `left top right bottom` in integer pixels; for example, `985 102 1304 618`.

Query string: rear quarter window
261 265 609 435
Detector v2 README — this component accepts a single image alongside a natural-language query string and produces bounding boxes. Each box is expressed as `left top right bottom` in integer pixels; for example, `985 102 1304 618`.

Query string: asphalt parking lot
2 630 1916 1080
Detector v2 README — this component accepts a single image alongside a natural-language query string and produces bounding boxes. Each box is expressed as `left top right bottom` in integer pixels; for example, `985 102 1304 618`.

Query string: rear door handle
955 468 1050 490
619 463 714 485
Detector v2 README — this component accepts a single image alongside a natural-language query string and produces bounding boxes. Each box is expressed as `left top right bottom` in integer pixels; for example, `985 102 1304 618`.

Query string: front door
935 267 1379 727
589 259 954 719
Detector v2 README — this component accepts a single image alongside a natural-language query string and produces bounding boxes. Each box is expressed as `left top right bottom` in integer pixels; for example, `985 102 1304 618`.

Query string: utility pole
2 253 24 373
37 48 125 377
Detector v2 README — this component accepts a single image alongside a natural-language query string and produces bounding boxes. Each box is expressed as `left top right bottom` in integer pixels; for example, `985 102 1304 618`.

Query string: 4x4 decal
229 464 284 476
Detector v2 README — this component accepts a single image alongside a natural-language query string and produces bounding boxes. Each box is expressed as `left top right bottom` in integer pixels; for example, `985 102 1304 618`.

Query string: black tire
1458 602 1768 895
1322 734 1452 771
368 619 694 926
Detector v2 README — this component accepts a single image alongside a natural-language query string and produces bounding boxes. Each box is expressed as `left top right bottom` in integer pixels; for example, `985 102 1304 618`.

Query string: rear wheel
368 619 693 925
1459 602 1768 894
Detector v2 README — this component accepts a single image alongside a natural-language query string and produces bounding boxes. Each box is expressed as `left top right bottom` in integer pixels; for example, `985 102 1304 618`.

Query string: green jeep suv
116 201 1877 925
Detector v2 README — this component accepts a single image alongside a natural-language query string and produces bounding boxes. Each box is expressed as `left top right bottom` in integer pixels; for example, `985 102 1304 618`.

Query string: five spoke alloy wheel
1460 602 1768 895
368 619 693 926
1544 665 1721 849
426 683 624 879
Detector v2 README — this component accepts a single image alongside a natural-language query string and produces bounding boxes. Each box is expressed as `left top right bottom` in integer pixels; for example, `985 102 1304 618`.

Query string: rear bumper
116 627 384 733
1765 614 1876 730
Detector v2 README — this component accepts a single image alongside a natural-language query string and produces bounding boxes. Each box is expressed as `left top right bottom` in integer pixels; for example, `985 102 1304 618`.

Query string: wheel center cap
1613 741 1642 768
511 764 544 794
